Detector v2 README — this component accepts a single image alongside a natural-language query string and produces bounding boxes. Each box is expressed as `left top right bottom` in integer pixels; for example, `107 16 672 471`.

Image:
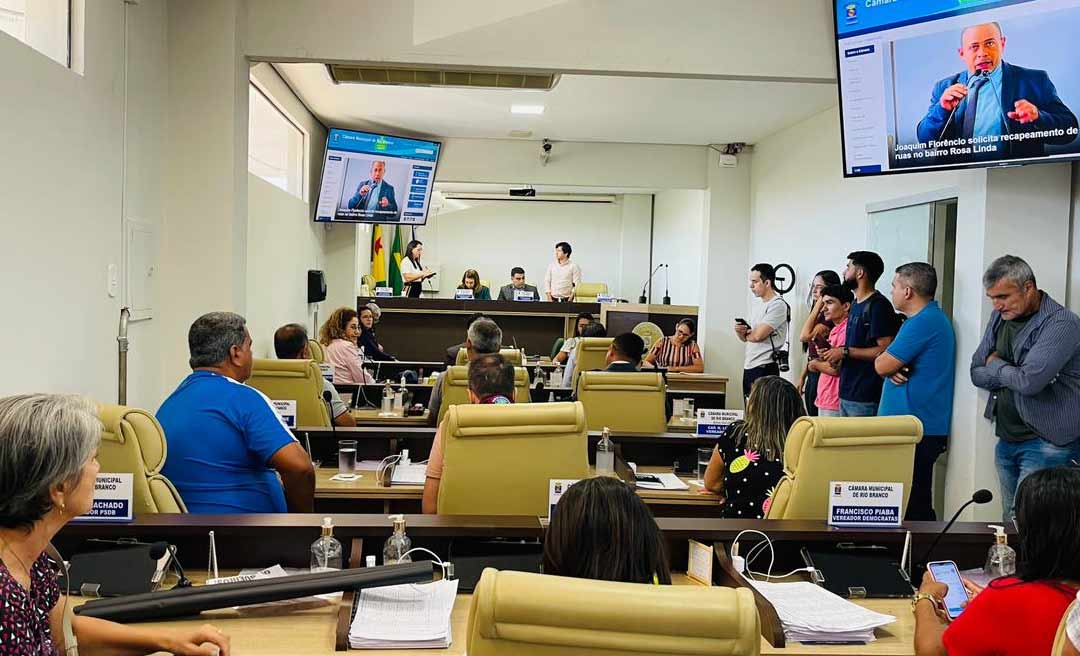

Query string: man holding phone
874 263 956 521
735 263 789 401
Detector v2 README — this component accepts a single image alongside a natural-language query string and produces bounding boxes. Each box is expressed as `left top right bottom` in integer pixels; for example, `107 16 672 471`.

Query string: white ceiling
275 63 838 146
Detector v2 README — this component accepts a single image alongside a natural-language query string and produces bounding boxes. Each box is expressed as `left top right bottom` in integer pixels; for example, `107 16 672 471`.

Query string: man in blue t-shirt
158 312 315 513
822 251 900 417
875 262 956 521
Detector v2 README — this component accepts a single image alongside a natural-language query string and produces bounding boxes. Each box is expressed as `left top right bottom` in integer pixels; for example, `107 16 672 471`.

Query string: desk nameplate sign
454 289 475 300
513 289 536 301
695 409 744 436
272 399 297 428
79 473 134 522
318 363 334 383
547 479 579 521
828 481 903 527
374 286 394 298
596 294 616 303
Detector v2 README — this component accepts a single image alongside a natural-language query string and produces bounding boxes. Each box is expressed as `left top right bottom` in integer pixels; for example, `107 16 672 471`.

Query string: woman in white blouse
400 240 434 298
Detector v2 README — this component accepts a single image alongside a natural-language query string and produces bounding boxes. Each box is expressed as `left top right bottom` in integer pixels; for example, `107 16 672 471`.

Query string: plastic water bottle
984 524 1016 577
310 517 343 572
596 426 615 475
383 515 413 565
551 364 563 388
380 381 394 416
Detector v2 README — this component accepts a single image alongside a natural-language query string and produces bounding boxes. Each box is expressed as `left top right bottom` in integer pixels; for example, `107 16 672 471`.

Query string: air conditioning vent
328 64 559 91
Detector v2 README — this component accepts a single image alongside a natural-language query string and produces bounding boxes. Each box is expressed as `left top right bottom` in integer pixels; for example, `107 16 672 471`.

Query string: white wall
0 0 168 408
420 197 650 300
652 190 706 305
244 63 328 357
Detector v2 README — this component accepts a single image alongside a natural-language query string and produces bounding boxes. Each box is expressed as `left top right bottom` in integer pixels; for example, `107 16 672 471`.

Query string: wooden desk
349 408 431 427
313 466 723 516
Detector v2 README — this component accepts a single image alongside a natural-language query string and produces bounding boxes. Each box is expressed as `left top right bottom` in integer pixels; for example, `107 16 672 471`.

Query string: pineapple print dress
715 421 784 519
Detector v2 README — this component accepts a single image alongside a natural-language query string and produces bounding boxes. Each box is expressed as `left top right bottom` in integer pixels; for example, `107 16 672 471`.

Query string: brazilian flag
388 225 405 296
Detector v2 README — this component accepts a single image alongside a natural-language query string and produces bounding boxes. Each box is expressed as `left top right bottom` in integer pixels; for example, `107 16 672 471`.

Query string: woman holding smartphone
796 270 840 415
912 465 1080 655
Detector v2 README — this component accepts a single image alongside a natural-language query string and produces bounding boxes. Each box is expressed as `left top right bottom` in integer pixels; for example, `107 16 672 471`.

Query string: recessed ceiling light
510 104 545 115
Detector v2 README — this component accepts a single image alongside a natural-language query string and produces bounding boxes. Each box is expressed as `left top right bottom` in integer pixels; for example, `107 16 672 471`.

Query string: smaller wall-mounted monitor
834 0 1080 177
314 128 441 224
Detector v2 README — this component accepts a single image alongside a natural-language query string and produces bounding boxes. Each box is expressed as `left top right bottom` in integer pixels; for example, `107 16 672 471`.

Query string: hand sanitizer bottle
596 426 615 475
984 524 1016 577
310 517 343 572
383 514 413 565
552 364 563 388
380 381 394 416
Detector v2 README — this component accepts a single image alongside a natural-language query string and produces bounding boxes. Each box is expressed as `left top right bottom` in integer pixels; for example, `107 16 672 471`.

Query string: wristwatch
843 345 851 359
911 592 941 613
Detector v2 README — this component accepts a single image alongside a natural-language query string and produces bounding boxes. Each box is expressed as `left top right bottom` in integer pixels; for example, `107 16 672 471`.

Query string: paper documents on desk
750 581 895 644
207 565 339 612
349 579 458 649
391 463 427 485
635 473 690 490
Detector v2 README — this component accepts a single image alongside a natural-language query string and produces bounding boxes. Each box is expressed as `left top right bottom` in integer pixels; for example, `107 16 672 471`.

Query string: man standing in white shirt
544 241 582 302
735 263 789 402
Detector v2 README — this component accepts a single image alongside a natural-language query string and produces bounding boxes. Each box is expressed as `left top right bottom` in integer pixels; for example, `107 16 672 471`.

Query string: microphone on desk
323 390 337 435
639 263 664 303
916 488 994 573
662 264 671 305
149 541 192 589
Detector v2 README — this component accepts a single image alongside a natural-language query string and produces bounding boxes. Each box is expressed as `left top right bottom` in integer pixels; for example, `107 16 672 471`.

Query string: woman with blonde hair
318 307 375 384
457 269 491 300
702 376 805 518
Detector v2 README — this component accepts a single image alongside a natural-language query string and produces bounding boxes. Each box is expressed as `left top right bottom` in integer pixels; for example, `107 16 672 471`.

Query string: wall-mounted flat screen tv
834 0 1080 177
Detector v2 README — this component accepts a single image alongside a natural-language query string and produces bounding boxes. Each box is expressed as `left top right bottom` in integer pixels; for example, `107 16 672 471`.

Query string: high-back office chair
577 371 668 433
437 365 531 425
467 568 761 656
1052 600 1077 656
550 337 565 360
438 402 589 515
632 321 665 352
307 339 326 364
574 282 609 303
97 404 186 513
765 415 923 520
246 359 331 427
571 337 615 389
361 274 376 293
455 348 524 366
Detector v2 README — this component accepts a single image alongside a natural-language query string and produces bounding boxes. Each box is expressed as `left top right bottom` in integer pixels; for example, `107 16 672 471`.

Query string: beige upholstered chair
577 371 667 433
455 348 524 366
765 416 923 520
574 282 609 303
246 359 331 427
1052 600 1077 656
437 403 589 515
467 568 761 656
571 337 614 389
307 339 326 364
437 365 531 425
96 404 186 513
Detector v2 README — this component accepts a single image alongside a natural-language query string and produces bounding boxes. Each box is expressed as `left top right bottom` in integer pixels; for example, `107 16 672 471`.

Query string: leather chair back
574 282 609 303
455 348 523 366
246 359 331 428
1052 600 1077 656
437 366 531 425
467 568 761 656
97 404 186 513
765 416 923 520
577 371 667 433
438 403 589 515
571 337 614 389
307 339 326 364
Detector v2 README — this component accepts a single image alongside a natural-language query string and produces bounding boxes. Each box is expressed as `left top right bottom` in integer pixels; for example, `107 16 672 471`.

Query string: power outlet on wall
107 264 119 298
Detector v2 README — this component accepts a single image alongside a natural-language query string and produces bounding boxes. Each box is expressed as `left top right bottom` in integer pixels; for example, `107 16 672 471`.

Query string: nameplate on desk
828 481 903 528
595 294 616 303
695 409 743 436
513 289 536 301
79 473 134 522
318 363 334 383
454 289 474 300
548 479 579 521
271 399 297 428
374 286 394 297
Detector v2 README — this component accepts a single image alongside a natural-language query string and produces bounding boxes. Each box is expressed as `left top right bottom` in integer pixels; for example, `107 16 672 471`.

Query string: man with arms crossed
735 263 789 402
874 263 956 521
159 312 315 513
970 255 1080 520
544 242 582 302
822 251 899 417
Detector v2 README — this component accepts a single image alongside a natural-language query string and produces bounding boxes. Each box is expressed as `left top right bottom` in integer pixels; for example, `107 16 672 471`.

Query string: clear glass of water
338 440 357 476
696 447 713 481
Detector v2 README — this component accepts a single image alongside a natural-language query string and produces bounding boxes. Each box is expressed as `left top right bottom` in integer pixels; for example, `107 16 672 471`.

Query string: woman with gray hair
0 394 230 655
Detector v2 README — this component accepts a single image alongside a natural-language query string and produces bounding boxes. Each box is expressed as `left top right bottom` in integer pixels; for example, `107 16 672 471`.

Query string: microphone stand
322 390 337 433
639 264 663 304
916 493 987 574
662 264 671 305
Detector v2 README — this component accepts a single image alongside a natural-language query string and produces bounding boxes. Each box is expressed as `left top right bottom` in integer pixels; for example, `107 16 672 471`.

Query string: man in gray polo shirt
971 255 1080 520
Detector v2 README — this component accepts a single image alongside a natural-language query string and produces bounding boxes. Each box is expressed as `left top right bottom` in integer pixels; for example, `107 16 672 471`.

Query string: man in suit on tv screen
346 160 399 219
916 21 1077 161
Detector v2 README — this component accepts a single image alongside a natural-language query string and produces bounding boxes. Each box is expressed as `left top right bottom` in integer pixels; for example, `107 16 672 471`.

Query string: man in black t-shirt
822 251 900 416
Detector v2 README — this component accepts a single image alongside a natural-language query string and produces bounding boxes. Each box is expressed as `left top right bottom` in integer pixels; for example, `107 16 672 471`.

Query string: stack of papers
635 473 690 490
391 463 427 485
750 581 895 644
349 579 458 649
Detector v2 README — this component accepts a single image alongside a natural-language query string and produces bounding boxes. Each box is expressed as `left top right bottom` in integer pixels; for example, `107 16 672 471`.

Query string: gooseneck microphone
149 541 191 589
639 264 664 303
662 264 671 305
323 390 337 434
917 488 994 568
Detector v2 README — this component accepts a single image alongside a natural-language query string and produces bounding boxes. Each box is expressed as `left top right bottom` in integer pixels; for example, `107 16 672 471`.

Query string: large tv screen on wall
314 128 441 224
834 0 1080 177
